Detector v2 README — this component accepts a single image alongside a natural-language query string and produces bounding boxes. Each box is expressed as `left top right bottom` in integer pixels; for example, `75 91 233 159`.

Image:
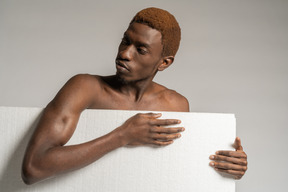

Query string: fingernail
181 127 185 131
209 155 215 160
209 162 215 166
177 134 181 138
177 120 181 123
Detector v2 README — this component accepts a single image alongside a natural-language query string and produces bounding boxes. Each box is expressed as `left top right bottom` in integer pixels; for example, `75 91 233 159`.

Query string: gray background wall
0 0 287 191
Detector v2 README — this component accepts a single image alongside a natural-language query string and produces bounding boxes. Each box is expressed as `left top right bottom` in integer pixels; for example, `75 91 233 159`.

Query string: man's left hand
209 137 248 179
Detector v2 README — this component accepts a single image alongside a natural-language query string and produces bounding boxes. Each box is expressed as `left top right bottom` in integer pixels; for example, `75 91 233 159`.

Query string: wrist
111 126 129 147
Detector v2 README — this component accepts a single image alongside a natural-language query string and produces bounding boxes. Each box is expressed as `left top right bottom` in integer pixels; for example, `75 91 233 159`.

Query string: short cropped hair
130 7 181 57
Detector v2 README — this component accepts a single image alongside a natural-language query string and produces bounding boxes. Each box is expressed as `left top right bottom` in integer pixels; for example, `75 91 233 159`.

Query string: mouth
116 60 130 72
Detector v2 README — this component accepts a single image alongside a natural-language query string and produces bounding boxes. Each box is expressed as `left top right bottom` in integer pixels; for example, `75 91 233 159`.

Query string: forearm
22 129 124 184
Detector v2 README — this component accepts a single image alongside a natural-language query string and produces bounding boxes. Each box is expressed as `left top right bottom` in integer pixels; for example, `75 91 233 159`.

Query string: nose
118 44 133 61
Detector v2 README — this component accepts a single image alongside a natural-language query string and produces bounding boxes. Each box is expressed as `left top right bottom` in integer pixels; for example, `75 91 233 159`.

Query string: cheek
137 57 156 69
138 60 161 74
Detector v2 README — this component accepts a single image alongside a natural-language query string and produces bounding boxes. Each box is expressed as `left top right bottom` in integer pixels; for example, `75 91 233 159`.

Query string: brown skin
210 137 248 179
22 23 247 185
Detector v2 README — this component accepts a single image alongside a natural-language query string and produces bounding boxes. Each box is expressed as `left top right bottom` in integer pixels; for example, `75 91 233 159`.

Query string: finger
233 137 243 151
150 140 174 146
142 113 162 118
213 168 245 179
210 161 247 171
210 155 248 166
150 127 185 134
216 151 247 159
150 133 181 141
151 119 181 126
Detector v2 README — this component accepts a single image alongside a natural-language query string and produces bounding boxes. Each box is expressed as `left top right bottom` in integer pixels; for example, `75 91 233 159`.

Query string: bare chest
89 91 170 111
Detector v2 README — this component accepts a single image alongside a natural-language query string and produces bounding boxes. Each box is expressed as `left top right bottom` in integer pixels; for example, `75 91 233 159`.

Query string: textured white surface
0 107 235 191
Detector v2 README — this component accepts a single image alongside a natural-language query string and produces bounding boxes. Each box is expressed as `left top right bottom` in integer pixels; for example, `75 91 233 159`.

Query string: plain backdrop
0 0 287 191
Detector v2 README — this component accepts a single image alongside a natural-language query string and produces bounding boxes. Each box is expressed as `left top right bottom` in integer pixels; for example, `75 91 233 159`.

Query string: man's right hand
116 113 184 146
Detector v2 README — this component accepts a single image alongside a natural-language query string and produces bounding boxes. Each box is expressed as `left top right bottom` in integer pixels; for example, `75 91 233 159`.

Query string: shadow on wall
0 113 63 191
0 114 40 191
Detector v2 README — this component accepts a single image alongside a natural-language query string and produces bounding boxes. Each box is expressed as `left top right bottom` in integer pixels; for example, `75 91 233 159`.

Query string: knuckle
242 166 248 171
155 141 165 146
214 155 219 160
149 133 155 139
161 135 170 140
173 128 181 133
176 134 181 138
163 135 170 140
167 134 174 139
167 128 173 133
154 142 160 146
170 134 179 140
150 127 156 132
227 170 233 174
226 165 232 169
243 160 248 166
147 119 154 125
222 156 228 161
134 114 143 120
217 155 224 161
136 113 143 117
216 151 222 156
164 119 170 124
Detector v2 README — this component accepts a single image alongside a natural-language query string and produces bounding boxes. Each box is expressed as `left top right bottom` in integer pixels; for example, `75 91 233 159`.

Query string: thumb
145 113 162 119
233 137 243 151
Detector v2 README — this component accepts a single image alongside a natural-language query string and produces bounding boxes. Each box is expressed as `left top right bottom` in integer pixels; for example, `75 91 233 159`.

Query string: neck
114 75 155 102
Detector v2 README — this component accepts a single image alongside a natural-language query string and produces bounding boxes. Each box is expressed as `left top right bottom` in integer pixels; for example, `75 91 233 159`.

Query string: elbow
22 164 37 185
21 161 44 185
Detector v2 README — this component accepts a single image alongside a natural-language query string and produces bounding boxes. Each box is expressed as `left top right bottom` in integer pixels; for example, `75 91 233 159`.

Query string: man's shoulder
163 88 190 110
60 74 105 100
69 73 101 84
66 74 107 90
154 83 190 112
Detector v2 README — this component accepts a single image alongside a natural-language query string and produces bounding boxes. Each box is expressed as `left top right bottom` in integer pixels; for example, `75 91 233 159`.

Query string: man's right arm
22 74 184 184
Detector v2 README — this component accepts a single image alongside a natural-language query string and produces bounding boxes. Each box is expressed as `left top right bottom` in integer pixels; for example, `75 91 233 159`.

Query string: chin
116 72 151 85
116 72 130 84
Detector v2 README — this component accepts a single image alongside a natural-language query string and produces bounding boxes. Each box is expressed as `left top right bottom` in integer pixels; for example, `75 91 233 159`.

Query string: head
115 7 181 84
130 7 181 57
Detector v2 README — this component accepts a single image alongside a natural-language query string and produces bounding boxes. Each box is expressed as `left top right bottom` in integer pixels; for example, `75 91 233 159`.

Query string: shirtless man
22 7 247 185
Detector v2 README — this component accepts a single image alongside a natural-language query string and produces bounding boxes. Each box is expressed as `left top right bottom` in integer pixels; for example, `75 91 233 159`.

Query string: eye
137 47 148 55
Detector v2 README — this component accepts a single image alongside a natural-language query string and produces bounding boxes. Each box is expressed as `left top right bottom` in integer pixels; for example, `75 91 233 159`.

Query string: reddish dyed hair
130 7 181 57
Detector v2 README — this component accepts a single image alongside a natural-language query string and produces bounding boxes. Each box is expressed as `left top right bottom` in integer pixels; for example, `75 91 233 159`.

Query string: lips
116 60 130 72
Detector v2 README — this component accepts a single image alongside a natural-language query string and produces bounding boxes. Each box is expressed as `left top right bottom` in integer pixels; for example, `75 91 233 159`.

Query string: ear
158 56 174 71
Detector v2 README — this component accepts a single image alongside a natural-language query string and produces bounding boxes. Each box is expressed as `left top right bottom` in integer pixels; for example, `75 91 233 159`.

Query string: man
22 7 247 185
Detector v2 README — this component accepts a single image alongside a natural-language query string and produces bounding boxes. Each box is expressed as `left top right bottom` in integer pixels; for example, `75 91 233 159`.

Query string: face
115 22 165 83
